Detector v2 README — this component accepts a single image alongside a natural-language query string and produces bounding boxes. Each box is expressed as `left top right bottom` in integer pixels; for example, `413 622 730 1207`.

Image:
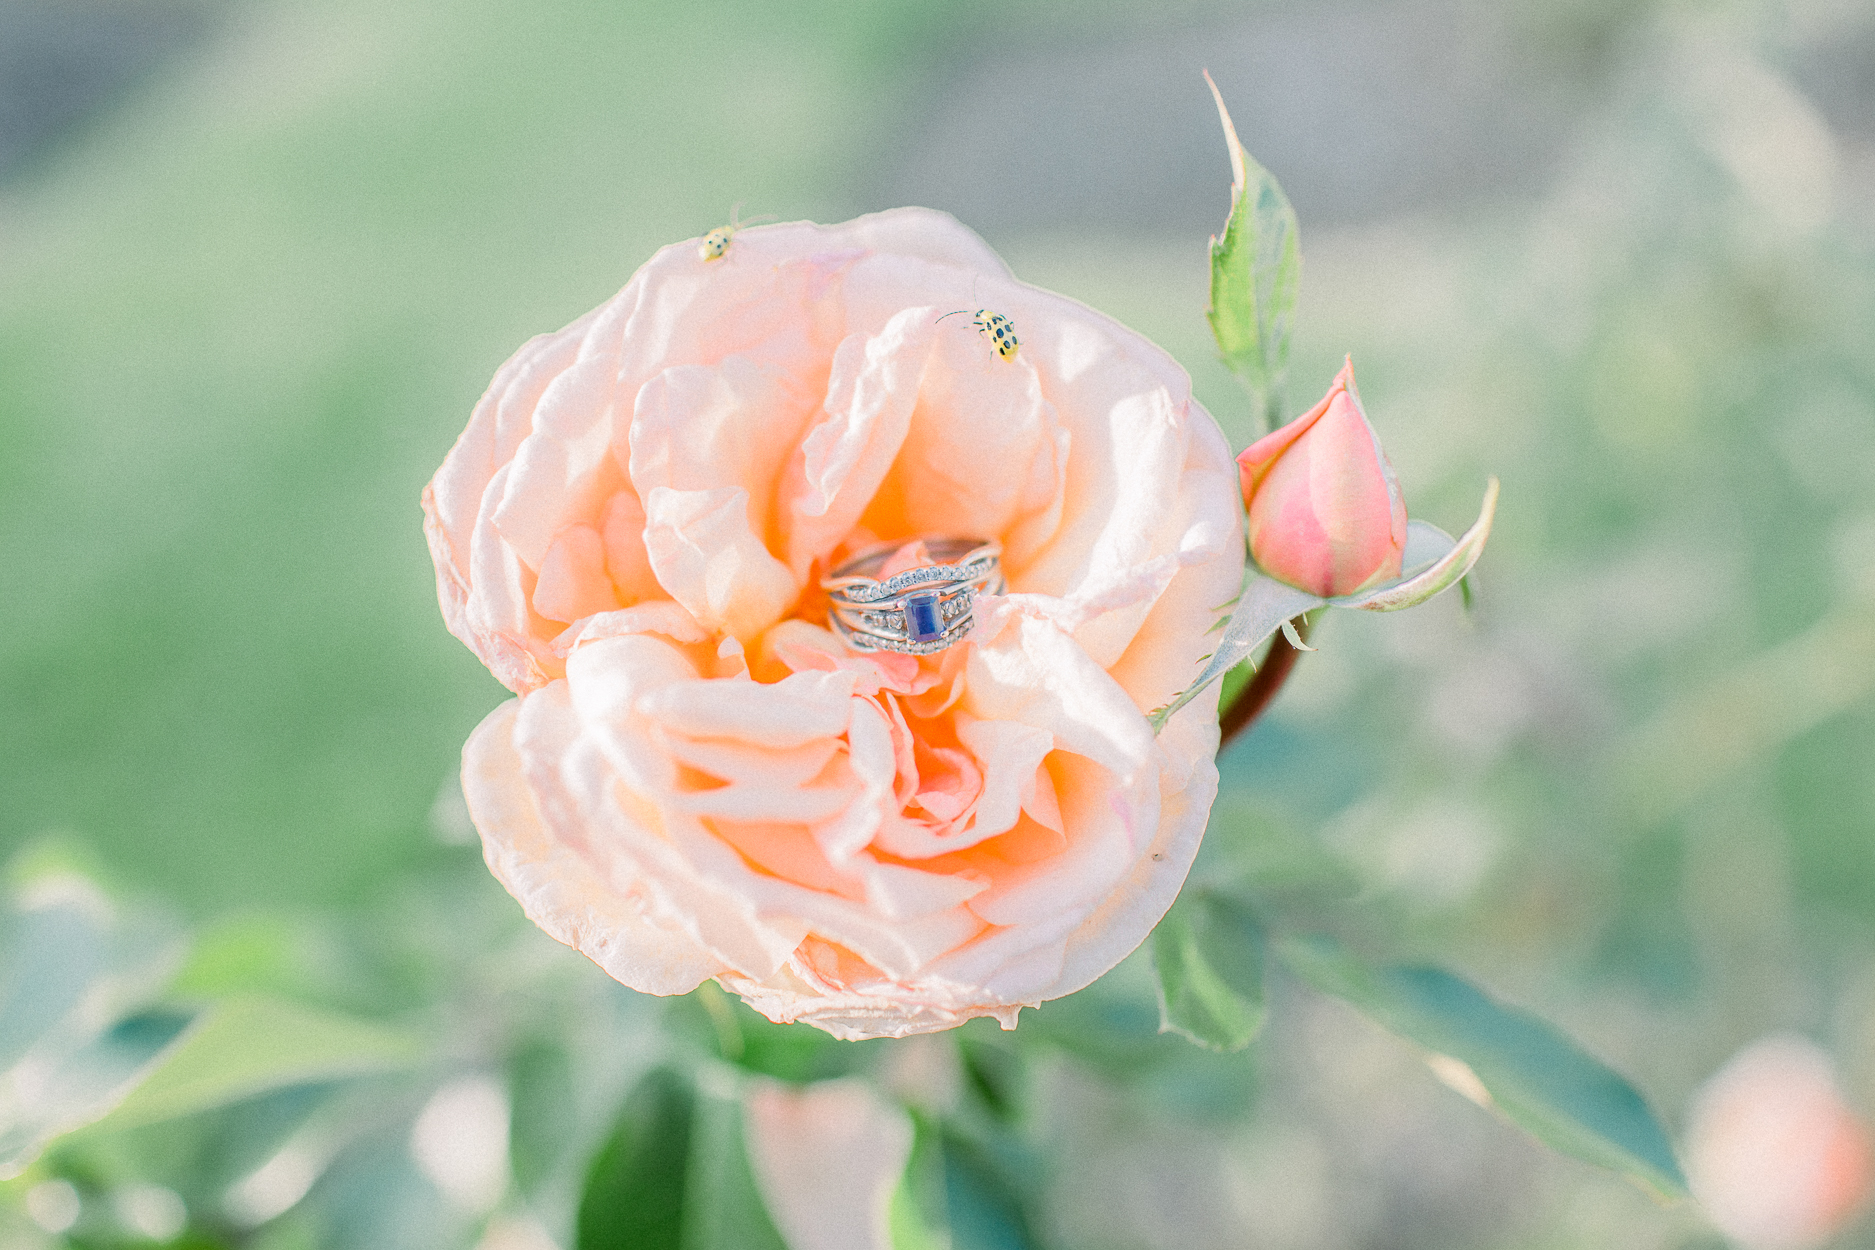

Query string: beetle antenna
935 310 966 323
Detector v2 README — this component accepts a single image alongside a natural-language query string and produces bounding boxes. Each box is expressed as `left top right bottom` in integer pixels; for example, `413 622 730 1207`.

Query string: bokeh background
3 0 1874 1246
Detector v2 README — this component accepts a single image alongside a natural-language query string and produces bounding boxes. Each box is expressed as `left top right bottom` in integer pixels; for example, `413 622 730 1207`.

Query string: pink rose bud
1236 358 1407 597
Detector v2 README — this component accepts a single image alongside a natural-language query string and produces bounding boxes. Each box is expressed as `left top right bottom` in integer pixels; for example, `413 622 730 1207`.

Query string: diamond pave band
822 538 1004 656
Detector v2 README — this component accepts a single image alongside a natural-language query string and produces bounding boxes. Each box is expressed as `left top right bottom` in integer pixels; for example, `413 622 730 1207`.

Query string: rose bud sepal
1149 478 1497 733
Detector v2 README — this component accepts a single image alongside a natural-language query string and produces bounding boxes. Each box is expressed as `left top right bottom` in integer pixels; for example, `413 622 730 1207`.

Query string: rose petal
550 599 707 657
641 485 800 642
635 668 854 749
600 489 662 604
462 697 717 995
782 315 925 578
533 524 621 625
630 354 820 548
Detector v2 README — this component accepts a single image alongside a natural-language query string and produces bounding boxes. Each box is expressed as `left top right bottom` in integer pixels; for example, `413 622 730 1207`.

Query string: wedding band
822 538 1004 655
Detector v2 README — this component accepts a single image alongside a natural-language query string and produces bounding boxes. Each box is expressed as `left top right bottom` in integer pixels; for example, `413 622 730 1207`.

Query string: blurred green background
3 0 1874 1246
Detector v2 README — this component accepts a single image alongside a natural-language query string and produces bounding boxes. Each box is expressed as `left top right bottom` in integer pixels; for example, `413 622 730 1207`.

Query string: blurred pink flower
743 1079 912 1250
1687 1034 1874 1250
1236 358 1407 597
425 208 1241 1038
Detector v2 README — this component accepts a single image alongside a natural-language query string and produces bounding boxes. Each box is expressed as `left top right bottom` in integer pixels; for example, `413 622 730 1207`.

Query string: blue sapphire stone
904 590 944 643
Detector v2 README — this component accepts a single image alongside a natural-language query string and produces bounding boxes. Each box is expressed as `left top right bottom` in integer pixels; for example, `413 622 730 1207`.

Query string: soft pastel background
3 0 1874 1246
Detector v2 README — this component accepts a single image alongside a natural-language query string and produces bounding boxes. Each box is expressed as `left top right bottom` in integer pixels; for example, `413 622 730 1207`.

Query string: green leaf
682 1071 789 1250
1018 980 1180 1077
673 983 878 1084
507 1036 577 1199
937 1129 1040 1250
884 1114 1041 1250
889 1171 947 1250
167 913 332 1002
0 891 109 1071
1275 934 1687 1198
579 1066 694 1250
88 995 421 1133
1199 799 1361 905
1153 889 1267 1052
1205 70 1302 435
0 1007 195 1176
293 1123 463 1250
957 1030 1028 1123
889 1114 950 1250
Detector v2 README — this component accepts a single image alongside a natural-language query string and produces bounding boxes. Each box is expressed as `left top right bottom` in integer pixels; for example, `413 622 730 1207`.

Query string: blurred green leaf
1018 979 1175 1076
1276 934 1687 1199
682 1074 789 1250
579 1066 693 1250
86 995 421 1134
890 1114 951 1250
1196 800 1359 905
300 1125 465 1250
0 893 109 1071
1153 889 1267 1052
673 983 878 1084
507 1036 577 1199
246 1218 322 1250
167 914 332 1003
0 1007 195 1176
1204 71 1300 435
889 1172 947 1250
936 1129 1040 1250
957 1030 1027 1123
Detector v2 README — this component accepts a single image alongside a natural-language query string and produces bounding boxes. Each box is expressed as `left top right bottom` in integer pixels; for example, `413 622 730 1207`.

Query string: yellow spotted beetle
698 206 772 262
937 308 1019 360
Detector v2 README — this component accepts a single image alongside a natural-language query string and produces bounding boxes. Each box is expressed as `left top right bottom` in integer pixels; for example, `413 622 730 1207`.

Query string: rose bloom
424 208 1241 1039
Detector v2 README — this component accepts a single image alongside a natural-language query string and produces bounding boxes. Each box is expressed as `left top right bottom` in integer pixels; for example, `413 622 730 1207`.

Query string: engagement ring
822 538 1004 656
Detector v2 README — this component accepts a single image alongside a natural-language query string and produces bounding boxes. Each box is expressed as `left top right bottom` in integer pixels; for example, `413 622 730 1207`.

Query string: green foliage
0 1007 195 1175
506 1036 578 1198
1204 73 1302 435
0 895 110 1073
671 982 881 1084
889 1172 948 1250
680 1079 791 1250
957 1030 1028 1123
1151 888 1267 1051
931 1127 1043 1250
1275 934 1688 1199
578 1067 694 1250
576 1064 796 1250
91 996 421 1134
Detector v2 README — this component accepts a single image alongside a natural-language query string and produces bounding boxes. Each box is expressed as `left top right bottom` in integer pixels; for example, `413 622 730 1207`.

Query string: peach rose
424 208 1242 1039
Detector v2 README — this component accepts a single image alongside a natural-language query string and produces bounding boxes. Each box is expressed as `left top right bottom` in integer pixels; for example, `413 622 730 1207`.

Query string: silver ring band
822 538 1004 655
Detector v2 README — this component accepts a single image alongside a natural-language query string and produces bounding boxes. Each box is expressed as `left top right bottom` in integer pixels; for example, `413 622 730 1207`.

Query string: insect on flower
698 206 773 261
937 308 1019 360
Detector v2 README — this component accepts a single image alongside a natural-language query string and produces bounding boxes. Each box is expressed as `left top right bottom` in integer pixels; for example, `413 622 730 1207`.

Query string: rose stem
1215 613 1314 753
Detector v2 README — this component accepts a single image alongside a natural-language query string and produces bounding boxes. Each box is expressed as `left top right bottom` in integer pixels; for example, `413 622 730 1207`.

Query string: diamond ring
822 538 1004 655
